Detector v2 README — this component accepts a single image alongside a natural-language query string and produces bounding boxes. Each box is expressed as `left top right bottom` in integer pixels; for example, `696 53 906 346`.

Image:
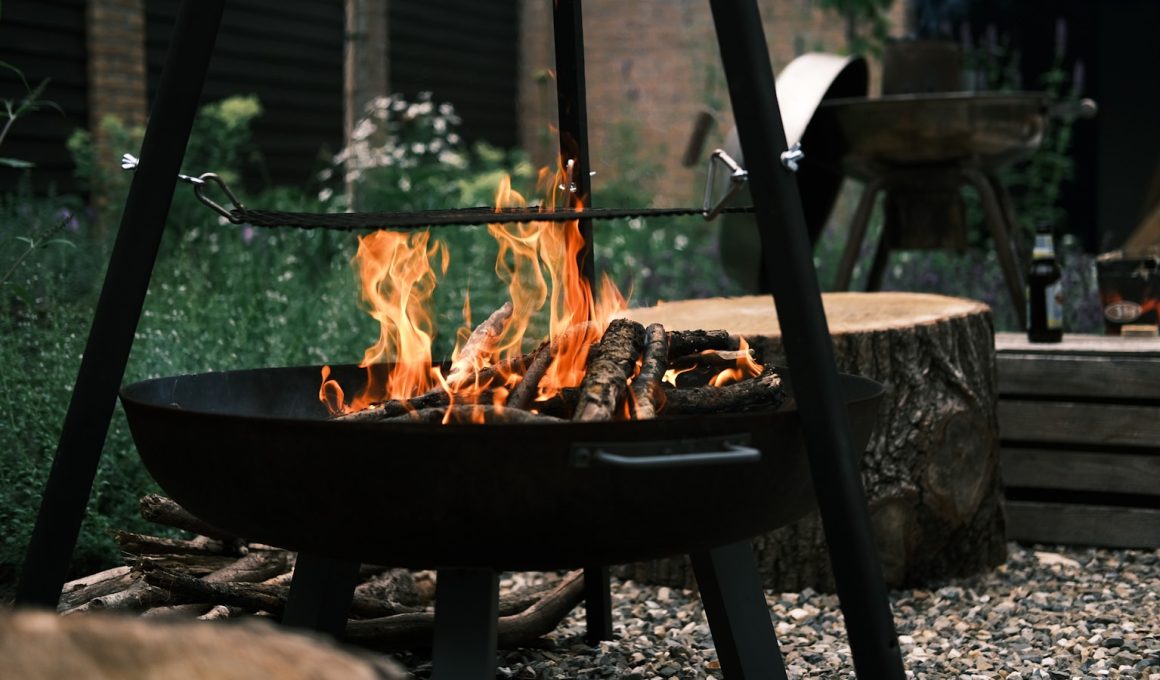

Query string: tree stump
622 292 1006 591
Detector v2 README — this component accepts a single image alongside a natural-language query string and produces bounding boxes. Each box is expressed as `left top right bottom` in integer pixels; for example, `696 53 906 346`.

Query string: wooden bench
996 332 1160 548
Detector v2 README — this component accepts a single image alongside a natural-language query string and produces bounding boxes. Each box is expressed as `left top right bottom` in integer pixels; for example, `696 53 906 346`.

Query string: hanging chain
119 152 773 231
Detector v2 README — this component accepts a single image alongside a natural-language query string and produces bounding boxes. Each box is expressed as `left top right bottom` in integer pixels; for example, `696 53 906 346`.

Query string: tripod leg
708 2 906 678
690 541 788 680
15 0 226 609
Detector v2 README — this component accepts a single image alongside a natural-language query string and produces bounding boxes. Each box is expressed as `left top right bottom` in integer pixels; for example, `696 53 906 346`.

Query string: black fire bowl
120 364 883 570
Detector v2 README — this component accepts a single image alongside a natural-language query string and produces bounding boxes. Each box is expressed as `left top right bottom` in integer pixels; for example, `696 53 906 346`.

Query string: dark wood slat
997 353 1160 399
999 400 1160 447
1005 500 1160 548
0 1 85 31
1001 447 1160 495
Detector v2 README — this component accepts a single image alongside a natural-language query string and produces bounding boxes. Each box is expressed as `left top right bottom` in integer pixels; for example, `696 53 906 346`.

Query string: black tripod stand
17 2 905 678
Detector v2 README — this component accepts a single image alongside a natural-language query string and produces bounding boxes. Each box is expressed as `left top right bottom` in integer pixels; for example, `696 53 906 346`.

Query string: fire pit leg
690 541 789 680
282 553 360 637
582 565 613 644
432 568 499 680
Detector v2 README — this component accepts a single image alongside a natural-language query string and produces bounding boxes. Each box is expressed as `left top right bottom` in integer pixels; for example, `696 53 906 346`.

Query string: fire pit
119 363 883 569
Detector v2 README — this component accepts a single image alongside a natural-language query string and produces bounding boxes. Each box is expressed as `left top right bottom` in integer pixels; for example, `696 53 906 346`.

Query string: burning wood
630 323 669 420
315 161 781 424
572 319 645 421
329 316 782 424
444 301 513 389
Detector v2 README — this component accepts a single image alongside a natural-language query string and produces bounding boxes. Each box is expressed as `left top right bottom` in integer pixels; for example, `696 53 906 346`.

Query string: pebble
397 544 1159 678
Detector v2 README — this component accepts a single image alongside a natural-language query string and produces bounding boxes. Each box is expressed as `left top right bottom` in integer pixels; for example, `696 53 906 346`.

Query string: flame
320 157 628 419
709 337 764 387
348 230 446 410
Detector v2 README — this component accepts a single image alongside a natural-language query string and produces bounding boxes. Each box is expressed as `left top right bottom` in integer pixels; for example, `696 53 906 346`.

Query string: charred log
662 368 785 414
572 319 645 422
666 329 736 358
630 323 669 419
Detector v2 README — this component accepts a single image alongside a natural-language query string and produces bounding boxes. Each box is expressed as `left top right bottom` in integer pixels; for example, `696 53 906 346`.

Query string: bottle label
1032 234 1055 259
1046 280 1063 329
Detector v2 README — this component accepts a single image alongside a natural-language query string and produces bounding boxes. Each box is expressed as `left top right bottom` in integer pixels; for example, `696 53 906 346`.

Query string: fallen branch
142 566 289 617
138 494 243 547
344 570 584 652
58 566 134 613
116 530 229 557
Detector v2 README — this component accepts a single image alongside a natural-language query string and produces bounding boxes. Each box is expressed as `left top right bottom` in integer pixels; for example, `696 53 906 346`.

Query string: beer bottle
1026 222 1063 342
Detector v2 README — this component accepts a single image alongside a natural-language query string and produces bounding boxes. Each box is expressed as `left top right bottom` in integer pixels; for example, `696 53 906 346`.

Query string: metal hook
702 149 748 220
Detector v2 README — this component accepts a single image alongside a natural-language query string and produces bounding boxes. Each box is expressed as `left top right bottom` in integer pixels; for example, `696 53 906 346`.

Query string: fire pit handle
571 437 760 469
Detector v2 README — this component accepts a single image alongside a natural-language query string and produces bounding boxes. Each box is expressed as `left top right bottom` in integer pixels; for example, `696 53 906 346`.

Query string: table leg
964 168 1027 328
834 179 884 291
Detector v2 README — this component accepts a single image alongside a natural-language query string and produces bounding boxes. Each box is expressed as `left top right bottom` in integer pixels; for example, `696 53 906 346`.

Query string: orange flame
709 337 764 387
348 230 446 411
320 157 628 418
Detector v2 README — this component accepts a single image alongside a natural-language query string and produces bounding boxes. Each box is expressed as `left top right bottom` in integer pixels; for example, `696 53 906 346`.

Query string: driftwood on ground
61 495 592 654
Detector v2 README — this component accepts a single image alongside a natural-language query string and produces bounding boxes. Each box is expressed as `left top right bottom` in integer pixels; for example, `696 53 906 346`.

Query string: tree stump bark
622 292 1006 591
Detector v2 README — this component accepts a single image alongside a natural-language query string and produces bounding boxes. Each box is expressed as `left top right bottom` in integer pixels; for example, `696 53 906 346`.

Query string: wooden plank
1000 400 1160 447
1005 500 1160 548
997 353 1160 398
996 331 1160 356
1001 447 1160 495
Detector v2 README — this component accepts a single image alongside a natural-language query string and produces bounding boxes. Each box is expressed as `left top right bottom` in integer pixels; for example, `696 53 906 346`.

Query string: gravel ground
403 543 1159 679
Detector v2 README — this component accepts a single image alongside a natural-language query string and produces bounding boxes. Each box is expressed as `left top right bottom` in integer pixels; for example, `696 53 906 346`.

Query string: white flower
438 150 468 169
399 176 412 191
352 118 376 141
411 142 427 155
318 187 334 202
438 103 454 116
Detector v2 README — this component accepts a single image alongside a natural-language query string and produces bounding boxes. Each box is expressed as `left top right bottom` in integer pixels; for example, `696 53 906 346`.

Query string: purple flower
56 207 81 233
241 224 256 245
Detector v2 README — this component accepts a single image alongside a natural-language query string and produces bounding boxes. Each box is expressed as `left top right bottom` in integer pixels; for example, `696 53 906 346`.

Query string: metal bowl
817 91 1050 176
120 364 883 569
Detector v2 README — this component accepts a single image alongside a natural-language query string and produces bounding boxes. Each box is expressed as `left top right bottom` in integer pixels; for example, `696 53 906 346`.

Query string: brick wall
87 0 147 143
519 0 905 207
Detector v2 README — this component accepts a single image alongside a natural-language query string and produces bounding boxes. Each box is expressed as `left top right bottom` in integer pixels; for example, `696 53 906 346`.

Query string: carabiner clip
193 173 245 222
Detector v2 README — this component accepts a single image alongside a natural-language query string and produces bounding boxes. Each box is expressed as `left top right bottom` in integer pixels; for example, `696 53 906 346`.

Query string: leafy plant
819 0 895 55
0 61 61 169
